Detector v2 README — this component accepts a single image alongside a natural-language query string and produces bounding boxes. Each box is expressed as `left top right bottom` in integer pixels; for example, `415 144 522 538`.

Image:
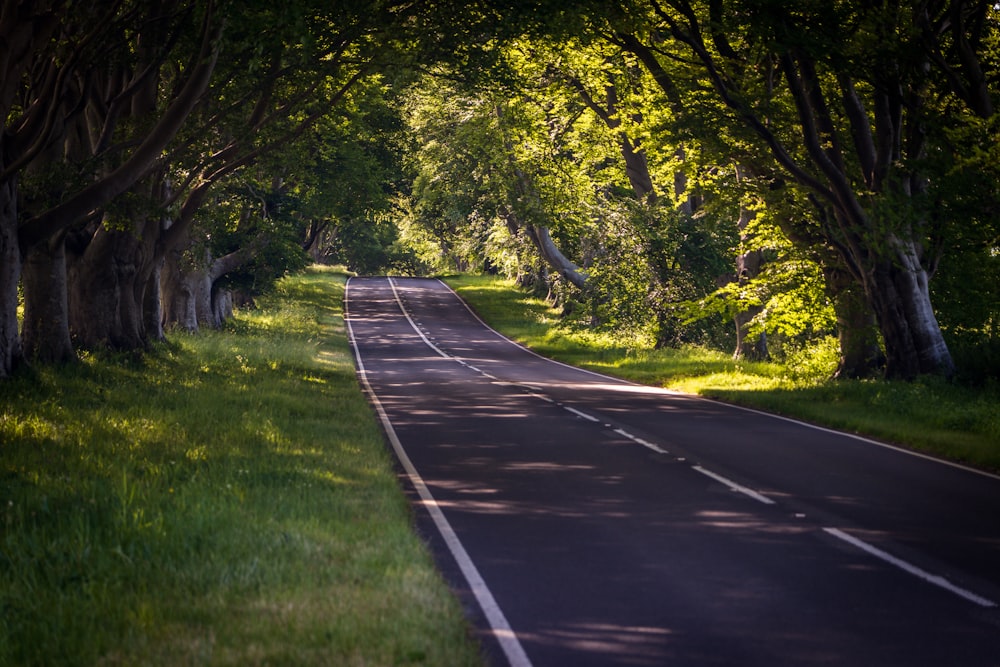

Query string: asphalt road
345 276 1000 666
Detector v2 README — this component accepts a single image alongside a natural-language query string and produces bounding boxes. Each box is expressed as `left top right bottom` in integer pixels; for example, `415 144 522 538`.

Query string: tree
4 1 222 373
596 0 999 378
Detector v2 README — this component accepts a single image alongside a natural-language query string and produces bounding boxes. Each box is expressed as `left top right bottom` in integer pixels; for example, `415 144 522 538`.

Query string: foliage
5 0 999 382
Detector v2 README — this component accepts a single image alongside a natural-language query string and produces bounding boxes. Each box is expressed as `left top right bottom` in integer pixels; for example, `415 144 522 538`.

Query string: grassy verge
444 274 1000 473
0 267 482 666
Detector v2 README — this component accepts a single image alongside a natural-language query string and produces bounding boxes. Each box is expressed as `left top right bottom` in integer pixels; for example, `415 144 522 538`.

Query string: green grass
445 274 1000 472
0 266 483 667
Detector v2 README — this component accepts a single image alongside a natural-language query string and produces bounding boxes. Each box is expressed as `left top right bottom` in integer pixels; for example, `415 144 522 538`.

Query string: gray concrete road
346 276 1000 666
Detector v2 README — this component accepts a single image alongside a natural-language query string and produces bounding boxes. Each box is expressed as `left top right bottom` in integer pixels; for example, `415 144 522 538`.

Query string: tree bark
0 171 23 377
160 228 202 333
143 258 165 343
733 244 767 361
161 231 263 332
524 224 588 289
66 224 147 350
866 238 954 379
732 166 767 361
22 232 75 363
822 264 884 379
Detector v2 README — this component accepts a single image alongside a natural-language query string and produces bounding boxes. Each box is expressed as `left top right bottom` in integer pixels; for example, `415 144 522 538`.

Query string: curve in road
346 276 1000 667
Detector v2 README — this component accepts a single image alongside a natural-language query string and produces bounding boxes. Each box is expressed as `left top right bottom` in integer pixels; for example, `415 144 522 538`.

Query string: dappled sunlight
520 622 674 665
499 461 597 473
694 510 810 536
515 381 684 396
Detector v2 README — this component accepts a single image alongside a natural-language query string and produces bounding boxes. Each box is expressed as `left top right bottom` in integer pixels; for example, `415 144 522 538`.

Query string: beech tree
5 0 484 373
1 1 220 376
594 0 999 378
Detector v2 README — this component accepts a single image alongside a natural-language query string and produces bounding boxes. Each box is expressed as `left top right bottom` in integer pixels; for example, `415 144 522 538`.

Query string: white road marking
823 528 996 608
613 428 669 455
692 466 776 505
346 278 534 667
388 278 450 360
564 406 600 422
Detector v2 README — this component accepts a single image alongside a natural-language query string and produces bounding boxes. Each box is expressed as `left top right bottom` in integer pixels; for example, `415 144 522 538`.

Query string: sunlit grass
446 274 1000 472
0 266 482 666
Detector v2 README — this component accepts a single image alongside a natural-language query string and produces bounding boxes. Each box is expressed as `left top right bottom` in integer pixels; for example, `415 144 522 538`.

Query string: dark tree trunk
822 265 884 379
143 258 165 342
67 224 150 350
0 171 23 378
22 233 75 363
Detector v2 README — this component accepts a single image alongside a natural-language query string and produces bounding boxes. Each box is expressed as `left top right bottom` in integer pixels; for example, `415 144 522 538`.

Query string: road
345 276 1000 666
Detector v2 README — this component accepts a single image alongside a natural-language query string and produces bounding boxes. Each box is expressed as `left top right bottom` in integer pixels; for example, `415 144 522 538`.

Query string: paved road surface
345 276 1000 666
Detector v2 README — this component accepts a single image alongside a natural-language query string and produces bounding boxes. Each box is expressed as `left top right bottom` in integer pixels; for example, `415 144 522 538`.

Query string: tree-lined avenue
346 276 1000 666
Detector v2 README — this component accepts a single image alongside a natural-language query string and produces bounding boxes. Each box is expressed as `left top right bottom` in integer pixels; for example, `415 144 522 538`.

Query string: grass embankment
445 274 1000 473
0 267 482 666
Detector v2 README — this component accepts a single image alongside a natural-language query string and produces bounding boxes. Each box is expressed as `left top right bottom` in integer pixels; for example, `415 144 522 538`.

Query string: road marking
822 528 997 608
692 466 776 505
388 278 450 359
613 428 669 455
564 406 600 422
345 278 534 667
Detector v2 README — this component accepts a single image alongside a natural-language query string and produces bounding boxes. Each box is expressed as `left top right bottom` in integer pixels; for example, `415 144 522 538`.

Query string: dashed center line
692 466 776 505
823 528 997 608
613 428 670 455
563 406 601 422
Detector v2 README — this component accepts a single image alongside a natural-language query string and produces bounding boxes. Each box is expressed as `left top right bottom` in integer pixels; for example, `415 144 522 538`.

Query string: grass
444 274 1000 473
0 266 483 667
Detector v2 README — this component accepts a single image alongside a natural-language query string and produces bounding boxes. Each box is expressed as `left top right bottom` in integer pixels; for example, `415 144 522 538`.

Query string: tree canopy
2 0 998 382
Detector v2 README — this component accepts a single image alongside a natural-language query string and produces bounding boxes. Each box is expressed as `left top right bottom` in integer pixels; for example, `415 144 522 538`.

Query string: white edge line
435 278 1000 484
692 465 776 505
823 527 997 608
345 278 533 667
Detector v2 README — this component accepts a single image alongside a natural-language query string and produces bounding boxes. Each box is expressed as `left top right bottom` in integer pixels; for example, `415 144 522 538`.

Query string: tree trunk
143 259 165 343
732 169 768 361
160 240 203 333
67 223 149 350
822 264 884 379
22 232 75 363
212 287 234 327
525 224 587 289
0 171 23 378
733 244 768 360
161 232 261 332
866 239 954 379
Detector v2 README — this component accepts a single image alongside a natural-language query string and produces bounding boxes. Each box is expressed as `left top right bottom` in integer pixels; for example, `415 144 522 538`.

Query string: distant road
346 276 1000 666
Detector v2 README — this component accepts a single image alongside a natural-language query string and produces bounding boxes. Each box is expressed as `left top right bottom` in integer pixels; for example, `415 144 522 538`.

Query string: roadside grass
0 266 482 667
445 274 1000 473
